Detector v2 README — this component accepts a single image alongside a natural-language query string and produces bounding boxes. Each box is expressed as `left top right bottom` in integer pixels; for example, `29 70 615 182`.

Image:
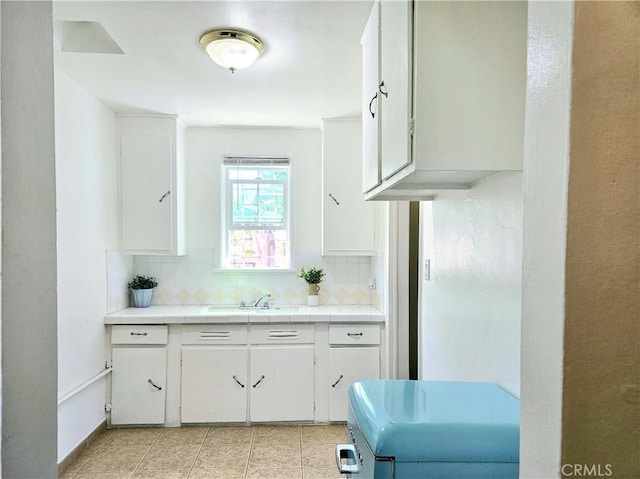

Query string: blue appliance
336 380 520 479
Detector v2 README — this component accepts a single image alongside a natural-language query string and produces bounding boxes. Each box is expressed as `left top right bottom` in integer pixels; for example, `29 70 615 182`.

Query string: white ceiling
53 1 373 128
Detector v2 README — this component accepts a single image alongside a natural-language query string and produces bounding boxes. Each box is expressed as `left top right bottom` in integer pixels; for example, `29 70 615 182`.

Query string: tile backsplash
108 249 375 308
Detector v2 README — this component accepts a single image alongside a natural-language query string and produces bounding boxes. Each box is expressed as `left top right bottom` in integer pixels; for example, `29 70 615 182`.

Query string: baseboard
57 419 108 476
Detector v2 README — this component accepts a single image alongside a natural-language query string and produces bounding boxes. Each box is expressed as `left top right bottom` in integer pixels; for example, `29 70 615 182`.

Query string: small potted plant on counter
299 267 325 306
128 274 158 308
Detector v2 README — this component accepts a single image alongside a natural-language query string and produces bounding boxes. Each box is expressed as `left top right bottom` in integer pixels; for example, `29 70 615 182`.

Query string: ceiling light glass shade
200 29 265 73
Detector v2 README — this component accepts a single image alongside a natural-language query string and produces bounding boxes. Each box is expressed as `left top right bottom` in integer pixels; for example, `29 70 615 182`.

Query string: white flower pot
132 288 153 308
307 294 320 307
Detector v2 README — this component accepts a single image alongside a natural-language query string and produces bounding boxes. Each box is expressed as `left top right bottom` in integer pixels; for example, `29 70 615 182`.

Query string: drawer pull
347 332 363 338
200 331 230 339
130 332 148 336
268 331 298 339
232 375 245 388
252 375 266 388
331 374 344 388
147 379 162 391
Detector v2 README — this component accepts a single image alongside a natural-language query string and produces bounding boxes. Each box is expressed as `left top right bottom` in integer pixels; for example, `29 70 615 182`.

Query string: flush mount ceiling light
199 29 265 73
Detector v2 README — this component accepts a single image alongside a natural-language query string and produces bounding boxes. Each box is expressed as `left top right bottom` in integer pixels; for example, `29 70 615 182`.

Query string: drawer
249 324 314 344
329 324 380 345
182 325 248 345
111 325 168 345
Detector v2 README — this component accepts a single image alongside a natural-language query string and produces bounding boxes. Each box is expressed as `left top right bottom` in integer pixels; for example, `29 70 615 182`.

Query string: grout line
127 429 161 479
299 425 304 473
244 425 255 479
186 426 210 479
65 429 113 477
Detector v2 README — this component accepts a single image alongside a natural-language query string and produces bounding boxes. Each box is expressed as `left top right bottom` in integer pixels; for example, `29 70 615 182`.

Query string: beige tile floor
60 425 346 479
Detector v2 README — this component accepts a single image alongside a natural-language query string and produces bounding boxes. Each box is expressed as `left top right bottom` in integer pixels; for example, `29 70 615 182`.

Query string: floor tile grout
184 426 208 479
243 426 254 479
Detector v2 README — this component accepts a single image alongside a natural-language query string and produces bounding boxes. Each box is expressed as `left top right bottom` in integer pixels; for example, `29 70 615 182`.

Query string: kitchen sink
202 305 300 314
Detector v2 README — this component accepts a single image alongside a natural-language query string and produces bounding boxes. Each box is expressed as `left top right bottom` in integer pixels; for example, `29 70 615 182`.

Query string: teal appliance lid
348 380 520 463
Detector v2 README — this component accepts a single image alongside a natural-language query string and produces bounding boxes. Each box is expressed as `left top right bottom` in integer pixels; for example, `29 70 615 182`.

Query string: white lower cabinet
328 347 380 421
110 322 383 425
111 348 167 425
110 325 168 425
179 324 315 423
249 345 315 422
181 346 248 423
328 324 381 421
180 325 248 423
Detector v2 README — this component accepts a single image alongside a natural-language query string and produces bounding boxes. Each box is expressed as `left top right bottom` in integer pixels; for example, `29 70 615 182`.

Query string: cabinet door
379 0 412 180
249 346 314 422
328 347 380 422
111 346 167 425
362 2 380 193
322 120 375 255
181 347 248 423
413 1 526 172
120 134 173 252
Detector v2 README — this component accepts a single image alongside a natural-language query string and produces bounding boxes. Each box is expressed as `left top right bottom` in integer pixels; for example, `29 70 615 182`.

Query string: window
221 157 291 269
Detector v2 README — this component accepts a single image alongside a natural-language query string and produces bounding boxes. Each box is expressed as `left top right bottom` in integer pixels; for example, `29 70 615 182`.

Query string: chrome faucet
253 294 272 309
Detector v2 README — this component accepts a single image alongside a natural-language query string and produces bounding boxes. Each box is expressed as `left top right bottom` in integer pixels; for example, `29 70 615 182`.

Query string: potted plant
299 267 325 306
128 274 158 308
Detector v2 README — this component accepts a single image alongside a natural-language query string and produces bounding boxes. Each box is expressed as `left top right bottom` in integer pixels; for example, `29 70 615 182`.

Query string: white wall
0 2 3 469
419 172 522 395
55 69 119 462
1 2 58 476
128 127 374 307
189 127 322 257
520 2 574 477
372 202 388 311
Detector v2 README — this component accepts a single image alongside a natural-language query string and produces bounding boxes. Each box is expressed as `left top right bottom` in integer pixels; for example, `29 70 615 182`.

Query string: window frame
220 157 292 270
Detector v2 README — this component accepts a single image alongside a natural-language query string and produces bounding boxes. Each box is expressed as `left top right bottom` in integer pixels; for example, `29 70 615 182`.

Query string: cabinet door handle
368 92 378 118
232 375 245 388
130 332 148 336
331 374 344 388
147 379 162 391
378 81 388 98
328 193 340 205
347 332 363 338
158 190 171 203
252 375 266 388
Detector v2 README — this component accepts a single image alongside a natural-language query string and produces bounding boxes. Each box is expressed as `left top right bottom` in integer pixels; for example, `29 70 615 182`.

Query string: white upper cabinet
361 3 380 193
322 118 375 256
379 0 412 182
363 0 527 200
118 115 186 255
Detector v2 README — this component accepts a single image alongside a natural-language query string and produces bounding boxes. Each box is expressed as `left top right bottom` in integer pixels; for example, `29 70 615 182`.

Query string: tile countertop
104 304 385 325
